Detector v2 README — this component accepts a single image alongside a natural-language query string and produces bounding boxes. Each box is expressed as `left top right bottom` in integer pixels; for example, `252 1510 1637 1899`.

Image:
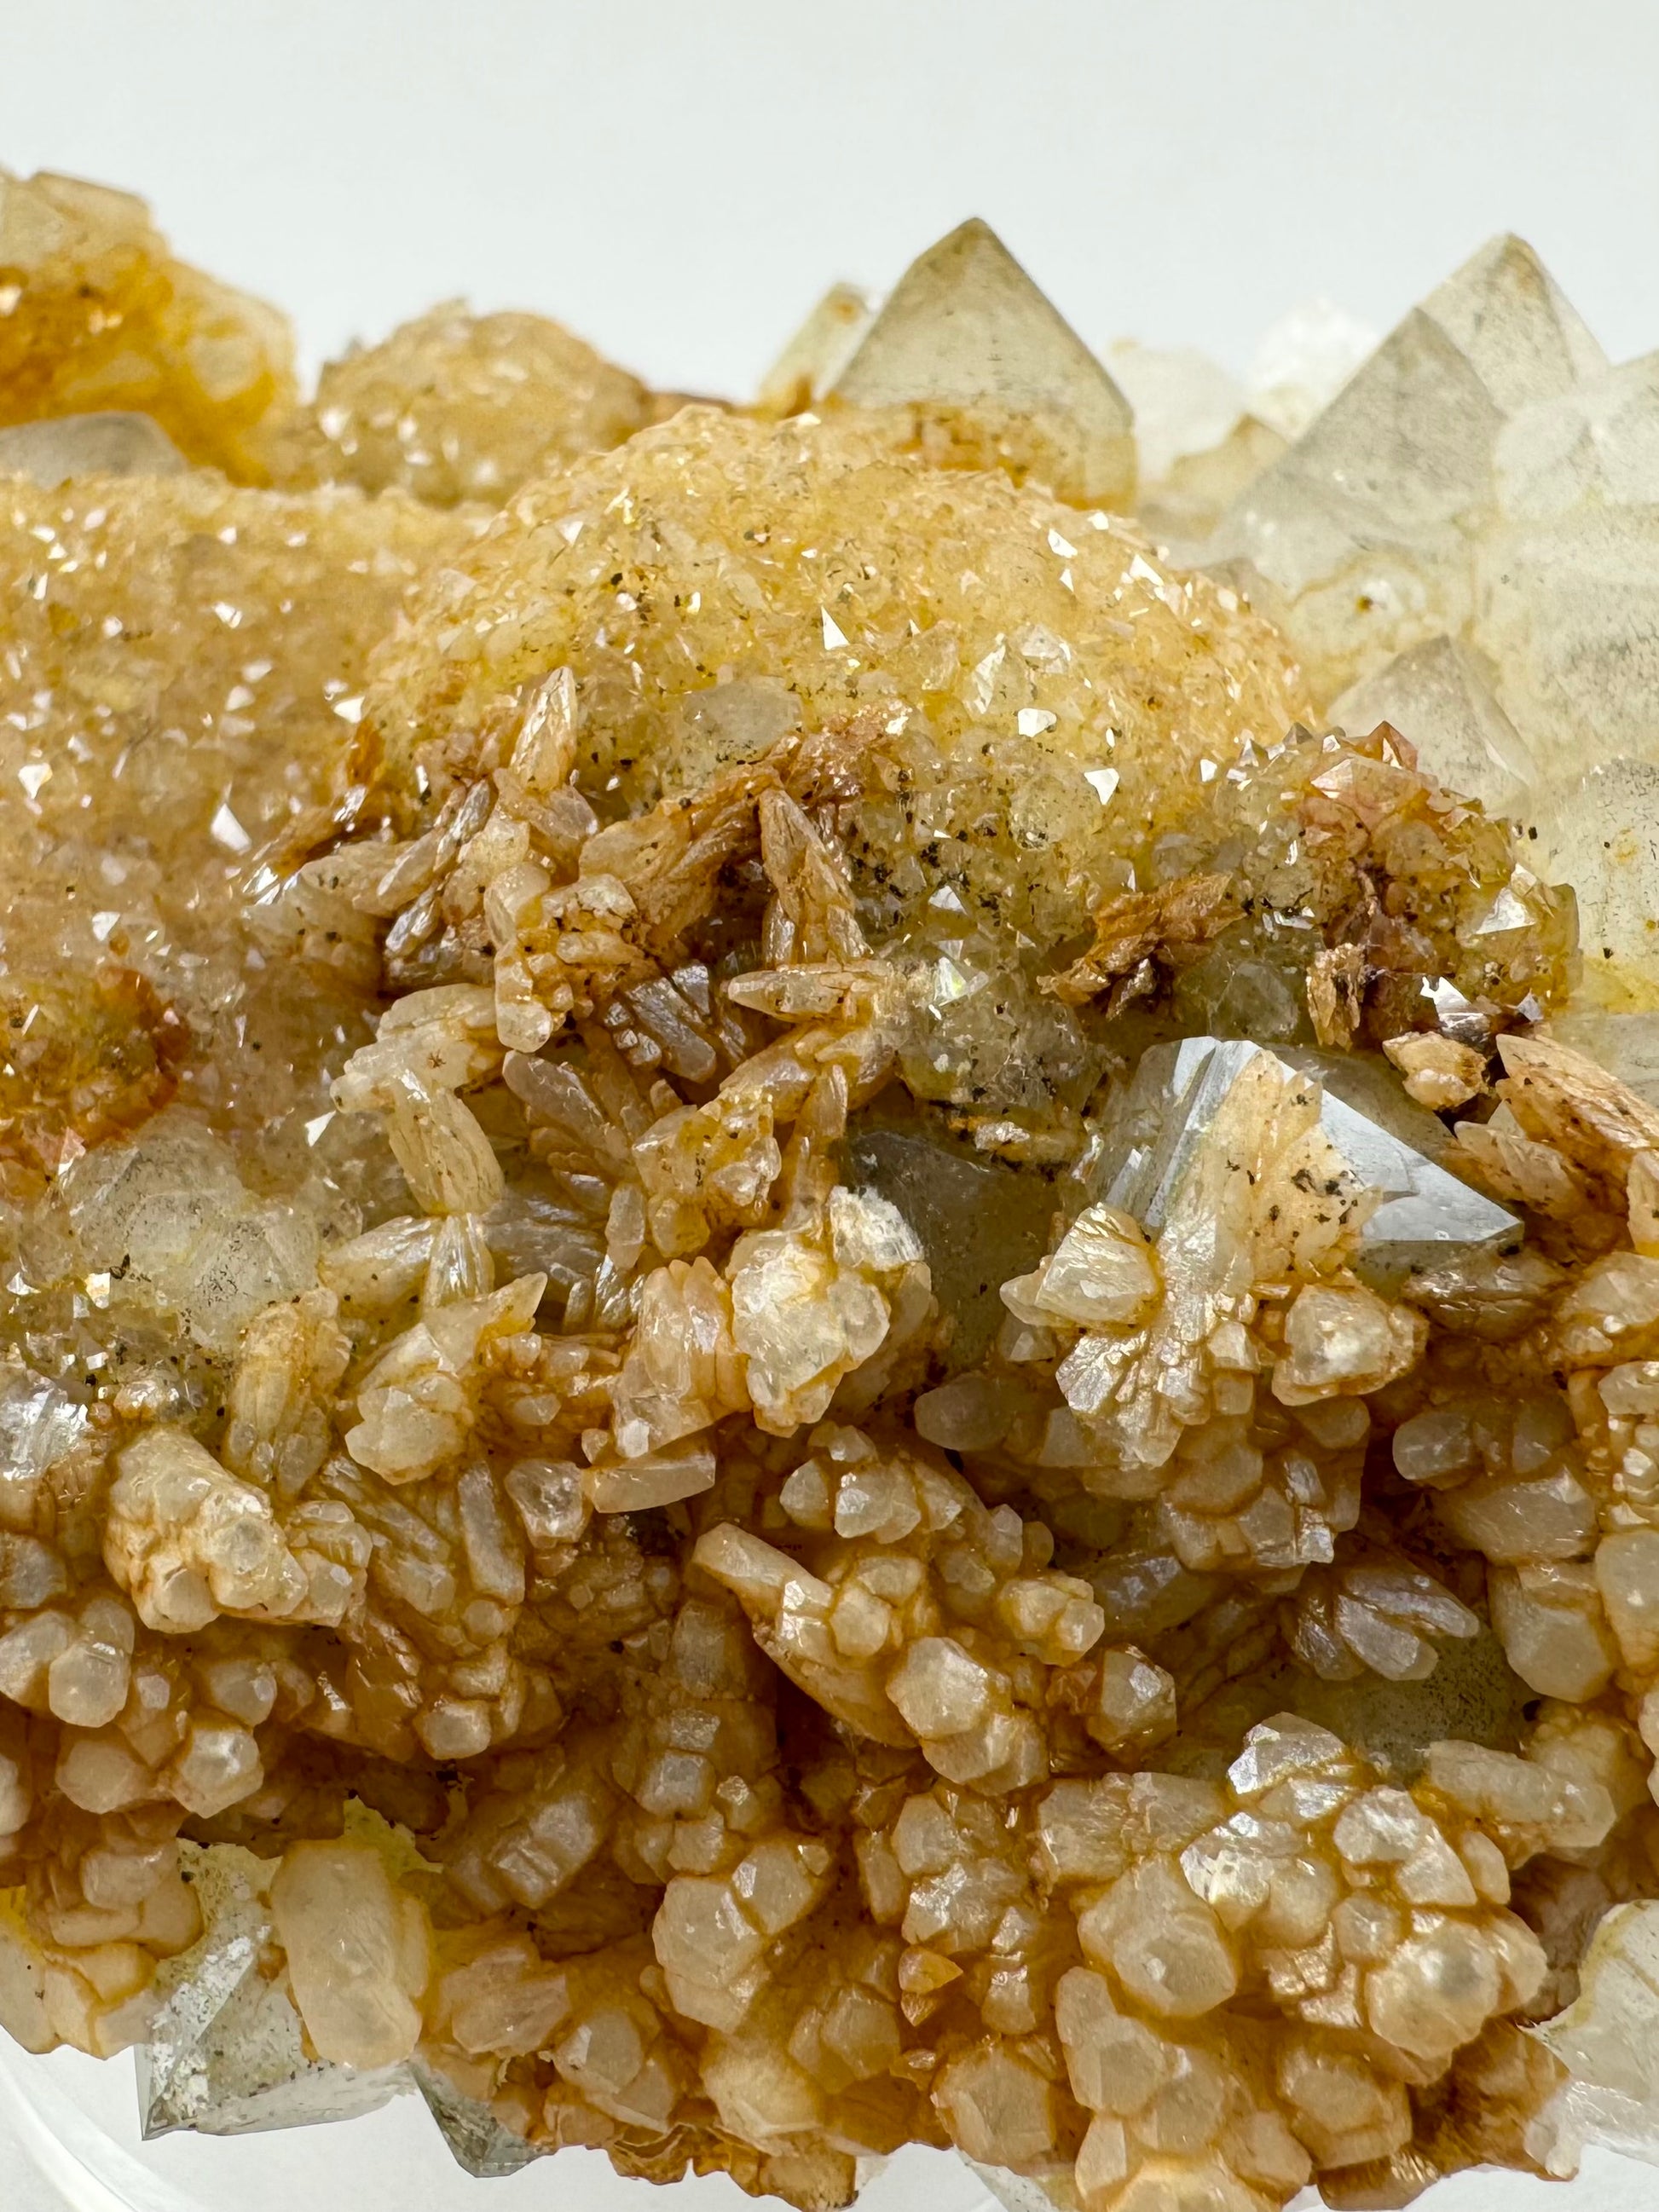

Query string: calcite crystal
6 176 1659 2212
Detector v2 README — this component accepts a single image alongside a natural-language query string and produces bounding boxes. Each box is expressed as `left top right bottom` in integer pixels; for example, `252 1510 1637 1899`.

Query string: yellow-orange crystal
1 176 1658 2212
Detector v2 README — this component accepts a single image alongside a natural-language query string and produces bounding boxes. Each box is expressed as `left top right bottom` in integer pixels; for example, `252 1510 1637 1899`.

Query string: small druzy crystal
5 176 1659 2212
275 303 663 508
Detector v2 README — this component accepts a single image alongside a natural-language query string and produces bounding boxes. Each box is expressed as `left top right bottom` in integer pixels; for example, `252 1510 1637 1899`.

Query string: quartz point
139 1847 408 2138
1417 232 1606 415
1210 234 1607 695
1329 634 1539 815
7 168 1659 2212
1479 353 1659 768
1208 309 1502 691
1095 1036 1518 1291
410 2059 540 2177
1494 349 1659 519
830 217 1136 506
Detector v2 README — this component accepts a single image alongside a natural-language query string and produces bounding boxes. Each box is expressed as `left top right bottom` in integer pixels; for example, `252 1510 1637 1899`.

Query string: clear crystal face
4 179 1659 2212
140 1844 408 2139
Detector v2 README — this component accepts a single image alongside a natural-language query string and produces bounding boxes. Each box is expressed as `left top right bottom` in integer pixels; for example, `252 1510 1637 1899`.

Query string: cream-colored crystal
2 170 1659 2212
759 284 875 413
0 169 297 481
281 303 657 507
829 219 1136 507
1331 634 1539 816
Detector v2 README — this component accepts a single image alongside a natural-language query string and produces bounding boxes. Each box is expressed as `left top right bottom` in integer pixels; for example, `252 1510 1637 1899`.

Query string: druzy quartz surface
2 165 1659 2212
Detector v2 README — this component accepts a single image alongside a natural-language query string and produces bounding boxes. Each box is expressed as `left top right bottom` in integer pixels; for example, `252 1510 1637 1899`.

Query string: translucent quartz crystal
1095 1036 1517 1292
1417 234 1607 413
1531 1902 1659 2174
1480 353 1659 771
1494 349 1659 514
0 169 297 482
279 303 658 508
1211 242 1659 824
1285 1626 1530 1785
843 1123 1057 1371
141 1845 407 2136
827 219 1136 508
1210 234 1608 697
410 2058 540 2177
1546 1012 1659 1107
1520 759 1659 997
6 175 1659 2212
1329 635 1538 817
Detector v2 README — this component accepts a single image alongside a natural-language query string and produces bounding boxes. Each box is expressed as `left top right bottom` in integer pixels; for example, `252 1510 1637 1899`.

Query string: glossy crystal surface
0 180 1657 2212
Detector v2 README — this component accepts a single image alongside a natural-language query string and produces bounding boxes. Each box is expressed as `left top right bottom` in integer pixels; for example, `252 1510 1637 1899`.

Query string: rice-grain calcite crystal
5 166 1659 2212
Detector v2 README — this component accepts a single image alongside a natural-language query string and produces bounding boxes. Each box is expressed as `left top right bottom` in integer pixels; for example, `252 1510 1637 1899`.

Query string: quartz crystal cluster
5 169 1659 2212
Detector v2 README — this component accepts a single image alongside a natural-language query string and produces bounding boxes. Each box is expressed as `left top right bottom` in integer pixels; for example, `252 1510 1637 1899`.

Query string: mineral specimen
3 172 1659 2212
139 1839 408 2136
824 219 1137 509
0 169 298 482
276 303 662 508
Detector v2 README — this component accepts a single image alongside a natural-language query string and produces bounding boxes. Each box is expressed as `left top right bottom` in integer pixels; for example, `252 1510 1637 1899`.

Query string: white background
3 3 1659 2207
3 0 1659 395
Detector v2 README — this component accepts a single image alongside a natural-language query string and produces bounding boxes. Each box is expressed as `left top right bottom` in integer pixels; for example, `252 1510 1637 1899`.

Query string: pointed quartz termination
1329 635 1539 816
1208 234 1606 695
1494 349 1659 519
1206 310 1501 691
0 410 191 486
962 2157 1066 2212
410 2059 540 2177
830 218 1136 507
1095 1037 1518 1292
1530 1902 1659 2176
1419 234 1607 414
139 1845 408 2139
757 282 875 413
